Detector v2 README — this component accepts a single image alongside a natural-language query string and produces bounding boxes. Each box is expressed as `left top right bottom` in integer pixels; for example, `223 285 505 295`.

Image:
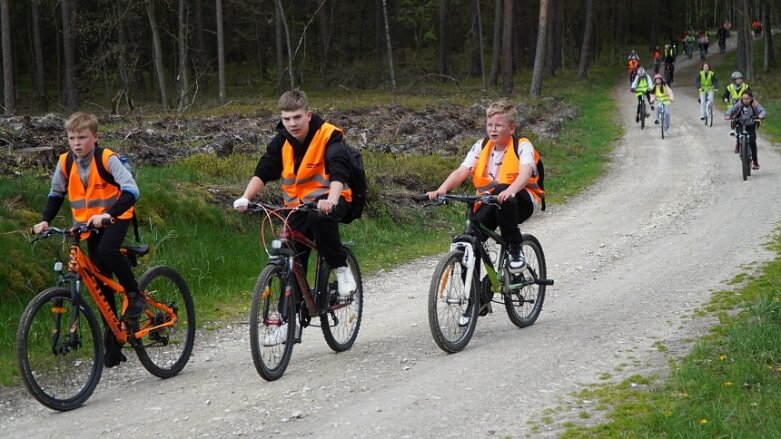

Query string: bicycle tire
321 250 363 352
504 235 547 328
249 264 296 381
741 136 750 181
708 101 713 127
640 102 646 130
660 108 665 139
428 249 479 353
16 287 103 411
134 266 196 379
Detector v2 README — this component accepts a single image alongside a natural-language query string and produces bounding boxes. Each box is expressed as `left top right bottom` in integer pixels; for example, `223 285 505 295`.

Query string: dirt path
4 44 781 438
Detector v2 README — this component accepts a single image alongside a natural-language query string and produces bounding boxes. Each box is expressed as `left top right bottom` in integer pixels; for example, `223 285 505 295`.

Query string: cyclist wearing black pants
724 90 767 170
630 66 654 122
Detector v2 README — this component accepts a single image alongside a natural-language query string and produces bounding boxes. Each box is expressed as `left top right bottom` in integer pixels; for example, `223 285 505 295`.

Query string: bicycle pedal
478 302 492 316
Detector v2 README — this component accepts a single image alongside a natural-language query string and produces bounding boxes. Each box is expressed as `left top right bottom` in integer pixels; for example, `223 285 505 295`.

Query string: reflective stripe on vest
654 86 671 105
471 137 544 204
59 148 134 224
280 122 353 207
635 77 650 94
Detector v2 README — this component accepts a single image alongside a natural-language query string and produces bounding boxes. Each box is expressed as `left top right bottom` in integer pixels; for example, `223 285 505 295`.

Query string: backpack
340 144 367 224
480 136 546 211
64 146 142 242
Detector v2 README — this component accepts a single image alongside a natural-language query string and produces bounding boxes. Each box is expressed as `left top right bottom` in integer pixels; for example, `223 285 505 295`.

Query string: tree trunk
61 0 79 111
437 0 448 80
763 0 775 70
274 0 296 90
145 0 169 109
529 0 549 97
577 0 595 79
315 0 331 76
31 0 47 112
501 0 513 95
177 0 190 113
736 0 752 79
274 0 284 95
489 0 502 87
550 0 563 72
114 2 133 113
381 0 396 89
216 0 226 103
1 0 14 115
469 0 481 78
194 0 208 90
476 0 486 93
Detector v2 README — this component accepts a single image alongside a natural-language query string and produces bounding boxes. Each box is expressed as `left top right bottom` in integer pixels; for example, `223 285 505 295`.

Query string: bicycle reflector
271 240 283 249
54 262 63 272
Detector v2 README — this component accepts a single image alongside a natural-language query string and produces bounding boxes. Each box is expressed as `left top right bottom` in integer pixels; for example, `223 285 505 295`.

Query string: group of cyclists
628 42 766 170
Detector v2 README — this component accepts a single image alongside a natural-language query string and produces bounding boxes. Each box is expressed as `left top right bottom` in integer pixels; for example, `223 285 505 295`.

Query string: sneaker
262 322 300 346
103 332 127 368
700 116 705 121
508 244 526 273
635 115 640 123
335 266 356 298
650 105 655 111
729 129 736 137
654 120 660 125
753 161 760 170
122 292 147 320
734 143 739 154
458 312 470 327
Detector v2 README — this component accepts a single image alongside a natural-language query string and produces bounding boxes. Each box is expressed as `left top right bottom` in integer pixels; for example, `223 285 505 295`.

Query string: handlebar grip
413 194 431 202
101 217 115 226
537 279 555 286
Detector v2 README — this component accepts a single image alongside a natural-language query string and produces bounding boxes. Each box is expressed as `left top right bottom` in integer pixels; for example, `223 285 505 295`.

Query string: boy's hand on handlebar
87 213 112 228
426 189 445 201
496 189 516 203
233 197 250 211
317 198 336 214
32 221 49 235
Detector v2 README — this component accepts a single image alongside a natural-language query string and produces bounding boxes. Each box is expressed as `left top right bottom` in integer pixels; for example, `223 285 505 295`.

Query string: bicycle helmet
731 71 743 80
653 73 664 81
637 66 646 76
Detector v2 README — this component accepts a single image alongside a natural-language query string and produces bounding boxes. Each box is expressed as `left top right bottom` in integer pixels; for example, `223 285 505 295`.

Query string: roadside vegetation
553 39 781 438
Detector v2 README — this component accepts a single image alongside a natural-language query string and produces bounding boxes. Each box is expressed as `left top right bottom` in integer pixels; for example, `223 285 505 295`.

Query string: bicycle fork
448 242 476 304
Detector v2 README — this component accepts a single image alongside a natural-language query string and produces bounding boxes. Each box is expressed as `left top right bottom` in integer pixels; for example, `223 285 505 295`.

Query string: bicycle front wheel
428 249 478 353
134 266 196 378
504 235 547 328
321 250 363 352
249 264 296 381
708 101 713 127
16 287 103 411
740 137 750 181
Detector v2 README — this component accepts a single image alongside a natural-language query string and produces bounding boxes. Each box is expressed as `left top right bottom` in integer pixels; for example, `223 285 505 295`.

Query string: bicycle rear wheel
250 264 296 381
321 250 363 352
428 249 478 353
504 235 547 328
16 287 103 411
134 266 196 378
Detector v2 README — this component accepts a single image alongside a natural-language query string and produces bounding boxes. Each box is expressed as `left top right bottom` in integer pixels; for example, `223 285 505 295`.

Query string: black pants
736 124 759 162
287 196 350 272
474 184 534 246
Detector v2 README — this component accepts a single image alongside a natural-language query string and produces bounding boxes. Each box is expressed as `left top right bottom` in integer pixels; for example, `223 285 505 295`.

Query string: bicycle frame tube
461 206 508 294
277 228 318 315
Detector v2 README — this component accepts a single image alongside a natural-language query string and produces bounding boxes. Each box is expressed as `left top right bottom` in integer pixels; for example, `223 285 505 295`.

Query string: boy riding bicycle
32 111 145 368
630 66 654 123
425 99 544 273
233 90 357 345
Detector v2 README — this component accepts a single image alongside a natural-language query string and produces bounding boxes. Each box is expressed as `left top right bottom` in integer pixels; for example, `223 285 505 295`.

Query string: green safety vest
635 77 650 94
654 86 671 105
699 71 715 91
727 83 748 101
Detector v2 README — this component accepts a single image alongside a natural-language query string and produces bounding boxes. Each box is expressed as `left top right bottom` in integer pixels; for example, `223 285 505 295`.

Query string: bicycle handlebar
415 193 500 206
31 219 114 243
245 202 318 213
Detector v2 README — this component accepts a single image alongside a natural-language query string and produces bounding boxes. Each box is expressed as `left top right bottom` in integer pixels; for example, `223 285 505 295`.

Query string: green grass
0 63 623 387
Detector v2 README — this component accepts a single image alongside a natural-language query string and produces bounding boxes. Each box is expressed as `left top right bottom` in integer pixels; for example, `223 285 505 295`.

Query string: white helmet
731 71 743 80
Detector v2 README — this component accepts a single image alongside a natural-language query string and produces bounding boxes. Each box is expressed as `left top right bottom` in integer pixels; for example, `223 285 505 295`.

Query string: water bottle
120 156 134 175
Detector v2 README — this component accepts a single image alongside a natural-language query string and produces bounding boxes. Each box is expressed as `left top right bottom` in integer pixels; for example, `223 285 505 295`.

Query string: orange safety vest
58 148 134 224
280 122 353 207
628 58 639 71
472 137 544 205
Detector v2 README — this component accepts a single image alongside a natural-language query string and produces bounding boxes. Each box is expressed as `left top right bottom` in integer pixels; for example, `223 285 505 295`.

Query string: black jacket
253 114 351 186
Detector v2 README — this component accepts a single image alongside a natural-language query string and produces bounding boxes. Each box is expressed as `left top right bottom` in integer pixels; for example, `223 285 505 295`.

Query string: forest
0 0 776 116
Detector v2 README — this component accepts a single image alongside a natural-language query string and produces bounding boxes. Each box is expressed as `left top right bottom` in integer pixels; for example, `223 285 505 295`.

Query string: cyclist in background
650 74 675 134
724 90 766 169
716 25 729 53
652 46 663 73
630 66 654 123
684 32 697 58
663 44 676 84
628 56 640 84
695 63 719 121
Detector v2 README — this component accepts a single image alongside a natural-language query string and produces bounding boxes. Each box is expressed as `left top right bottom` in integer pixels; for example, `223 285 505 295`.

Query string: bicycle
664 62 674 85
656 103 670 139
701 89 716 127
636 95 648 130
245 202 363 381
417 194 553 353
731 119 757 181
17 224 196 411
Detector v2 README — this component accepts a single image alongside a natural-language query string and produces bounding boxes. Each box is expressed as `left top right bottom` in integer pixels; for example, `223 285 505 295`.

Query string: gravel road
3 47 781 439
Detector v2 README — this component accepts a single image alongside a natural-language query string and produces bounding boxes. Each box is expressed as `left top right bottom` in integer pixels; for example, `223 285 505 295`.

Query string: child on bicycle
724 90 766 169
425 99 544 273
696 63 719 120
233 90 357 343
722 71 750 105
32 111 144 368
650 74 675 133
630 66 653 123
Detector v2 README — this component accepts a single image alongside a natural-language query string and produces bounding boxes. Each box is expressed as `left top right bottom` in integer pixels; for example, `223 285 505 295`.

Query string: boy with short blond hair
33 111 144 368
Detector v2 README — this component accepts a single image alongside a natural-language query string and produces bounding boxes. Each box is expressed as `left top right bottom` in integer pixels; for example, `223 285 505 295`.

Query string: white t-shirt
461 138 537 179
